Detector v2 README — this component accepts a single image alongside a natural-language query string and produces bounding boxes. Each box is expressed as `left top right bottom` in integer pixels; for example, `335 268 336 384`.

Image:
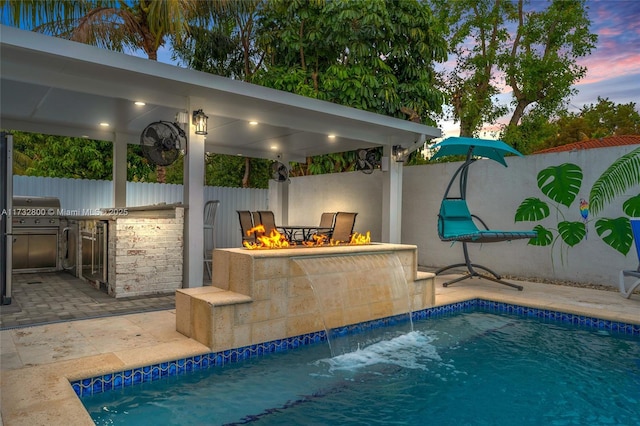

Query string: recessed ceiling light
99 122 110 127
328 134 336 139
249 121 258 126
270 145 278 150
81 135 89 138
134 101 146 106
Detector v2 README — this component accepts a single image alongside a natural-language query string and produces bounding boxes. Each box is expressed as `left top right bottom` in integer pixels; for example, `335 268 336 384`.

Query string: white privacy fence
14 143 640 287
13 176 269 248
277 145 640 288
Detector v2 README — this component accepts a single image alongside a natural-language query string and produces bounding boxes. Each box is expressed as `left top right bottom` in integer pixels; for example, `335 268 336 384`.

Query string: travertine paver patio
1 272 175 330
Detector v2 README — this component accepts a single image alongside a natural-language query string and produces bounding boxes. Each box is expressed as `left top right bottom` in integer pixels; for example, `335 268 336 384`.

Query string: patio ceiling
0 25 441 163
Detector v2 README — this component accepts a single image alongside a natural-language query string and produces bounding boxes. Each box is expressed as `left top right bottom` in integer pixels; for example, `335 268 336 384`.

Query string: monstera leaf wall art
515 146 640 263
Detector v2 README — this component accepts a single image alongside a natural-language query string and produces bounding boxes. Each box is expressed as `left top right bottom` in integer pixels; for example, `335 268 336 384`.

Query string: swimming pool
81 303 640 425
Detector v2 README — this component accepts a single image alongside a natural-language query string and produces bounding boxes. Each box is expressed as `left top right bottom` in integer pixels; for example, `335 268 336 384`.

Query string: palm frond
589 146 640 215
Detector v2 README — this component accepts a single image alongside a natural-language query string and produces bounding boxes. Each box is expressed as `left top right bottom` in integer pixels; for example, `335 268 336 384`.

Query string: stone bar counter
62 203 184 298
176 243 435 351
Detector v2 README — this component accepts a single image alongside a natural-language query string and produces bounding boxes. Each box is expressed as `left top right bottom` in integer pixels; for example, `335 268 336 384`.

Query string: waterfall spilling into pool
176 244 434 353
293 252 414 356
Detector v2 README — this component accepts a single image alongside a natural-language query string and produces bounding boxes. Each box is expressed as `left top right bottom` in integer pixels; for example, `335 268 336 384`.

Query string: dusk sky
439 0 640 138
571 0 640 107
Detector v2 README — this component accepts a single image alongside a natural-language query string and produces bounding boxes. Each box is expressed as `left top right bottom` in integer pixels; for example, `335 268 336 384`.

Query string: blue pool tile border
71 299 640 397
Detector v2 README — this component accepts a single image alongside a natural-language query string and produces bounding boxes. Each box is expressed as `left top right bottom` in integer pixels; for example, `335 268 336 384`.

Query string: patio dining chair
257 211 280 236
252 211 264 239
302 212 336 241
319 212 336 228
203 200 220 279
237 210 255 245
331 212 358 243
619 218 640 299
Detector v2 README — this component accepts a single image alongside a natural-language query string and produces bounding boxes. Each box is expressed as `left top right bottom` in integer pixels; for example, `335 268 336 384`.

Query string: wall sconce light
192 109 208 135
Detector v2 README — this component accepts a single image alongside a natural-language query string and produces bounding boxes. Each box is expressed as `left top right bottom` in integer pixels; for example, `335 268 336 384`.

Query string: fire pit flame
243 226 371 249
243 225 291 249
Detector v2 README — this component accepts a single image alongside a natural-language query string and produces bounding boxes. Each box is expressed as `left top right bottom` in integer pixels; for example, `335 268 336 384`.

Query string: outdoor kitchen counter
61 203 183 221
63 204 185 298
102 203 182 219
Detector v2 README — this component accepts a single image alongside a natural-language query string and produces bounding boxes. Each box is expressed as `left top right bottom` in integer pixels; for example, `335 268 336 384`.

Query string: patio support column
183 101 206 288
381 144 402 243
112 134 127 207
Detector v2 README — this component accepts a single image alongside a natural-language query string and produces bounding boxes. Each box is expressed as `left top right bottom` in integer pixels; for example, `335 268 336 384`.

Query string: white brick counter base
108 207 184 297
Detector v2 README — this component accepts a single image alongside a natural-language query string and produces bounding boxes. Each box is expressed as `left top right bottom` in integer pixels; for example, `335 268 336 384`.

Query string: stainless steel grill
12 196 61 272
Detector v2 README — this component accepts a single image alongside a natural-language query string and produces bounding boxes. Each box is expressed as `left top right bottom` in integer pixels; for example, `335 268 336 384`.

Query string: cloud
570 73 640 109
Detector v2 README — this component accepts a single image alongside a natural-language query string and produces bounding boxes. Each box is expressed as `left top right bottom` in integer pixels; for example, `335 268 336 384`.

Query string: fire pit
243 225 371 249
176 243 435 351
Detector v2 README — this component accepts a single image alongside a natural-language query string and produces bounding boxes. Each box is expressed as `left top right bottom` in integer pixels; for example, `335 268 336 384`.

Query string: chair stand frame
435 242 523 291
435 148 530 292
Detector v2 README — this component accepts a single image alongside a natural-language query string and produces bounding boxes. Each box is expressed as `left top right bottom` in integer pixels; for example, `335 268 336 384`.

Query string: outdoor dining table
278 226 334 243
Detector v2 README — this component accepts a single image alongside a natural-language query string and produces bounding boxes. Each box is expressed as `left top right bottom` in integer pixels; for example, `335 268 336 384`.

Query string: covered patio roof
0 25 441 287
0 25 439 163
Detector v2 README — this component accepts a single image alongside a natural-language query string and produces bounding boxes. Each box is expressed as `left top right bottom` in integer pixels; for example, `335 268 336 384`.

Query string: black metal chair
204 200 220 279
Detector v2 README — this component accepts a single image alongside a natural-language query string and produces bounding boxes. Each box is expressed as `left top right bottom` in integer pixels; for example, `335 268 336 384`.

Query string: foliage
500 110 560 154
579 97 640 138
432 0 597 141
126 145 158 182
500 0 597 135
256 0 446 121
502 98 640 154
9 130 157 181
540 98 640 149
205 154 271 189
0 0 198 60
251 0 447 174
11 130 112 179
430 0 513 136
170 1 272 186
171 0 265 81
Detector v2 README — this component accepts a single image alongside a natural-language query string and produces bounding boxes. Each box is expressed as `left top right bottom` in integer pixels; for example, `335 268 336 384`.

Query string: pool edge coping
71 297 640 398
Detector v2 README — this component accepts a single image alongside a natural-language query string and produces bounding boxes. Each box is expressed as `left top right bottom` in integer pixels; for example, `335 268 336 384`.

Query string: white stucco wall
277 171 385 242
276 145 639 288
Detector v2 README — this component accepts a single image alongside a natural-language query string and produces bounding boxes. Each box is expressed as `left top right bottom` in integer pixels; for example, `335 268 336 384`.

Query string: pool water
83 311 640 425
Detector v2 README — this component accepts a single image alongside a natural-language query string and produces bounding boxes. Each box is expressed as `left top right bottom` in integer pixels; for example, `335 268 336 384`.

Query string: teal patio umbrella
430 136 524 198
430 136 523 167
